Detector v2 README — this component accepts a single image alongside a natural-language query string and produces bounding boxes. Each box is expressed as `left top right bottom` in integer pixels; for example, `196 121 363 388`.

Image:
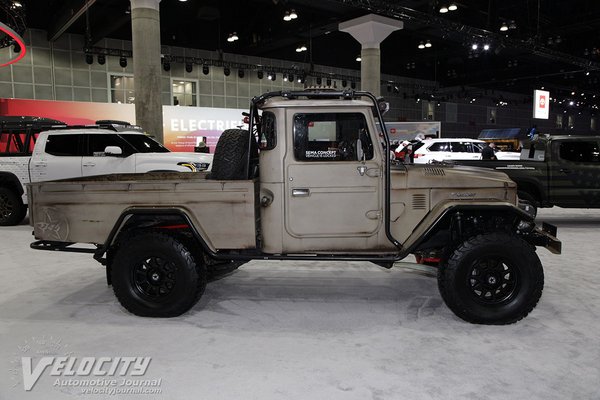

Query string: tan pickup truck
27 90 560 324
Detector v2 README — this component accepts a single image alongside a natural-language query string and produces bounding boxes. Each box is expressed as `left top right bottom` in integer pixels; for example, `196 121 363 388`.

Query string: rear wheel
111 231 206 317
0 187 26 226
437 232 544 324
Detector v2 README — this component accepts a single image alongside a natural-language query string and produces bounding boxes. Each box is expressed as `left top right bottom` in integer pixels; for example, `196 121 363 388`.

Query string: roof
479 128 526 140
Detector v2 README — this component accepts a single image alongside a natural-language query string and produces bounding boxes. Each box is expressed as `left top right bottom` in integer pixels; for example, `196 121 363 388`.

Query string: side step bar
30 240 97 254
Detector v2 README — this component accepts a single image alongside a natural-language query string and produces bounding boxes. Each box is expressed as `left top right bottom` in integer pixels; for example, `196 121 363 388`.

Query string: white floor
1 207 599 400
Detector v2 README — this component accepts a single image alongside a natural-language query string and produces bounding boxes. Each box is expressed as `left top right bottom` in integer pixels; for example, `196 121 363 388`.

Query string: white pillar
339 14 403 96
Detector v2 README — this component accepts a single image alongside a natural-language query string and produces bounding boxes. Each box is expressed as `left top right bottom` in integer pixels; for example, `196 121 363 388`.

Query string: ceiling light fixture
418 41 425 49
471 44 478 50
296 44 307 52
356 56 362 62
425 40 432 48
290 9 298 19
448 3 457 11
227 32 238 42
483 44 490 51
439 5 449 13
283 11 291 21
500 22 508 32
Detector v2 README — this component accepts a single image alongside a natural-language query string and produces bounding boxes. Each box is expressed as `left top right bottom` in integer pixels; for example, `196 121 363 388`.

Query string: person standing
482 142 497 160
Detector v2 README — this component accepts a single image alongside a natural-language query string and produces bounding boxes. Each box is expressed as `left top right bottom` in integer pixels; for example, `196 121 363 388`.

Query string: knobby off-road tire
209 129 257 180
437 232 544 325
0 187 27 226
111 231 207 317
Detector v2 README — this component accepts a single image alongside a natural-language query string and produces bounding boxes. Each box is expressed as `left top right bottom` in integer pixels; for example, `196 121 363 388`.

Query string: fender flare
0 172 24 196
404 203 532 254
94 207 218 264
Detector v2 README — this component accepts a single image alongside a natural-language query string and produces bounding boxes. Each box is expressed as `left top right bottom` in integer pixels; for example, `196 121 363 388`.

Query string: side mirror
104 146 123 156
356 138 365 161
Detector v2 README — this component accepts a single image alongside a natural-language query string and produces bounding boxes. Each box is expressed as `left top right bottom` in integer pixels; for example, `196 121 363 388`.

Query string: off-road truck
27 90 561 324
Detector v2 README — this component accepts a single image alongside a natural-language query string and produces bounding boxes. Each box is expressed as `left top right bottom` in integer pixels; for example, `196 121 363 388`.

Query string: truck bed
27 172 257 250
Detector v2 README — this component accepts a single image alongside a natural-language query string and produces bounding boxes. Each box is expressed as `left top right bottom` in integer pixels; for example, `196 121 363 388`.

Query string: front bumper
526 222 562 254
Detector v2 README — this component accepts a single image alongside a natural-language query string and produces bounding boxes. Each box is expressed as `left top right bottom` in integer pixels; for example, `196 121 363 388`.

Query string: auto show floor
1 207 599 400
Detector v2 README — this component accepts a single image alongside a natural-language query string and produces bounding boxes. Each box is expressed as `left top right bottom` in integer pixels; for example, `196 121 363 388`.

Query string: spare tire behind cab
208 129 258 180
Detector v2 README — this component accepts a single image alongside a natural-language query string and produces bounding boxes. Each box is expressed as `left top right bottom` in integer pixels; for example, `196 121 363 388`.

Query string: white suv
0 118 212 226
412 138 520 164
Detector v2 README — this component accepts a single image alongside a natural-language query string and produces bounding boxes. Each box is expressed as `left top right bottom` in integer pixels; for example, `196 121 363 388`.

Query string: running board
30 240 97 254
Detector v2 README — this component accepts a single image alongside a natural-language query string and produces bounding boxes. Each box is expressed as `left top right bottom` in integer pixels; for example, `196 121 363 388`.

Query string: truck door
30 134 83 182
284 111 382 246
548 139 600 207
82 134 136 177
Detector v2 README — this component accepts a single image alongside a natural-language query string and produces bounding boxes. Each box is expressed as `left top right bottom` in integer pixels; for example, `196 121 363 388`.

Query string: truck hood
396 164 516 189
133 152 214 172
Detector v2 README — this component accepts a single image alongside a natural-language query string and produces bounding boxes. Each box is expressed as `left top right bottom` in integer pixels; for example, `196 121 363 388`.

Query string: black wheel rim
0 193 13 220
132 257 177 299
466 258 519 305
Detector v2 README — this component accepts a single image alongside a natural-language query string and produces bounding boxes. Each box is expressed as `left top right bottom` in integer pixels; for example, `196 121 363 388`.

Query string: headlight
193 162 210 171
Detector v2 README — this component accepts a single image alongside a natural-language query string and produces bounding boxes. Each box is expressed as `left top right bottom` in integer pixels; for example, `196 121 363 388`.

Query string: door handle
32 163 46 167
292 188 310 197
83 162 96 167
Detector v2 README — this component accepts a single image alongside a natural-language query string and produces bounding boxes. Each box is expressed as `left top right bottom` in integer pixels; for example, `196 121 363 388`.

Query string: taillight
413 153 421 158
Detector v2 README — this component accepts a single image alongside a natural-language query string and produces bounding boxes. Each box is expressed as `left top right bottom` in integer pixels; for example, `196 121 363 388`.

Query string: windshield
119 134 170 153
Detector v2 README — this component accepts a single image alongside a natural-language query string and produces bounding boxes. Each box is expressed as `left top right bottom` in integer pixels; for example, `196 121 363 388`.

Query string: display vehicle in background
27 90 560 325
0 117 212 226
411 138 521 164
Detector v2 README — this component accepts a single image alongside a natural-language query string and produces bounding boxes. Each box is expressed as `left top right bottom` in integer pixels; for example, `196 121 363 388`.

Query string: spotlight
85 54 93 65
471 44 478 50
163 61 171 71
185 62 193 73
356 55 361 62
288 74 294 82
326 78 332 86
289 9 298 19
119 56 127 68
316 77 322 85
483 44 490 51
283 74 288 82
351 81 356 89
224 66 231 76
283 11 291 21
97 54 106 65
448 3 457 11
238 69 245 78
500 22 508 32
418 41 425 49
267 72 276 81
297 75 305 84
425 40 432 48
257 70 264 79
341 79 347 87
439 5 449 13
202 65 209 75
12 42 21 53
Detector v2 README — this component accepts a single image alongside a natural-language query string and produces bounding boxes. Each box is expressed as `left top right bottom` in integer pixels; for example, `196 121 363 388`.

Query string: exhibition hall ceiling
20 0 600 96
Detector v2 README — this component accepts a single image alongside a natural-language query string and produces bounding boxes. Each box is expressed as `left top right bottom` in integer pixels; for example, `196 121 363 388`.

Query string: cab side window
428 142 450 152
45 134 83 156
86 134 134 157
558 141 600 163
293 113 374 162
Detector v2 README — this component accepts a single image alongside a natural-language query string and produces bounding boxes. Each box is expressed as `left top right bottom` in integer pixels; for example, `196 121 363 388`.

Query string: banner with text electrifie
0 98 246 153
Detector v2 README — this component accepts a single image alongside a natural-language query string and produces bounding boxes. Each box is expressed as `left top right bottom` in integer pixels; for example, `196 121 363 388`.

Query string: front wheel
437 233 544 325
111 231 207 317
